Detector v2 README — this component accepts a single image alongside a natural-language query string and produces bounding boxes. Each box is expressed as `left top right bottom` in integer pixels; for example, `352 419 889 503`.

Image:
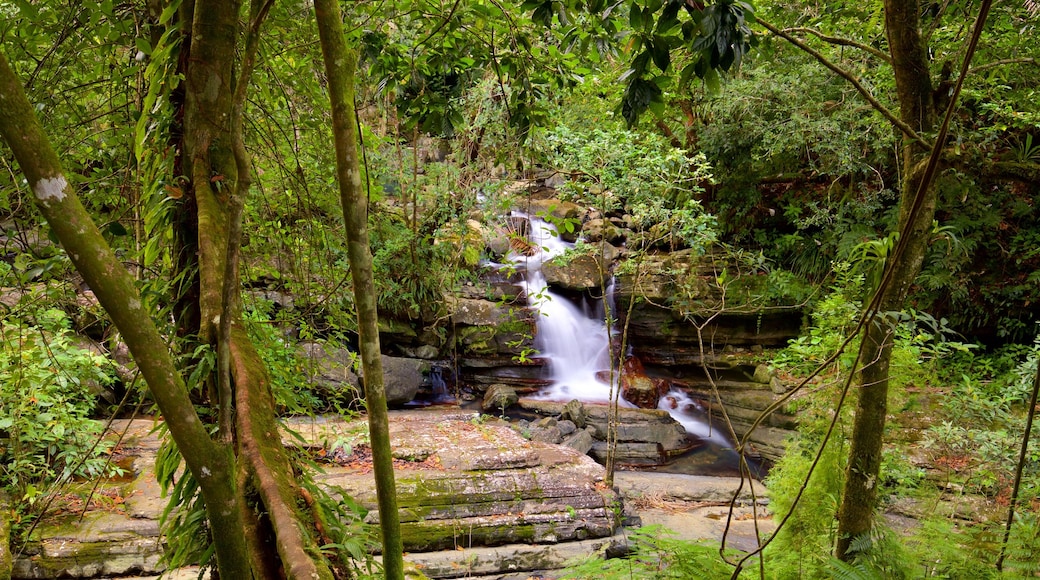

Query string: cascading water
512 215 619 404
510 214 732 448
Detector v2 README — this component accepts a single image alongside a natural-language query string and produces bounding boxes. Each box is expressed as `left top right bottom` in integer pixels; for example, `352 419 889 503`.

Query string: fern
825 558 886 580
558 525 733 579
1002 512 1040 577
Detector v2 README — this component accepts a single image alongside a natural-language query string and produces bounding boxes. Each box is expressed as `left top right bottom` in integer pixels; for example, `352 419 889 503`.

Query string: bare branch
970 57 1039 75
782 26 892 63
759 18 932 150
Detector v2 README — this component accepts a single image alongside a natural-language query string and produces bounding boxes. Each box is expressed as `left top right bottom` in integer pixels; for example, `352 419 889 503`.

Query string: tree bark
835 1 938 559
3 2 337 576
313 2 406 578
178 1 334 577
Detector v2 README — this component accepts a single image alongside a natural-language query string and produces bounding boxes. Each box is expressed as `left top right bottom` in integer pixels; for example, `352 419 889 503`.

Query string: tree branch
758 18 932 150
782 26 892 63
970 57 1039 75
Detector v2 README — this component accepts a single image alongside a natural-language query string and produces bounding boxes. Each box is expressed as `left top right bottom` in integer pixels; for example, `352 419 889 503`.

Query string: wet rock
482 384 519 414
619 357 667 409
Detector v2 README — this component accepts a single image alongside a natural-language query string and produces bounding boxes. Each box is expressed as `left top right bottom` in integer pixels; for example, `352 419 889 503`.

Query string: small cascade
511 215 618 404
659 390 734 448
510 213 729 447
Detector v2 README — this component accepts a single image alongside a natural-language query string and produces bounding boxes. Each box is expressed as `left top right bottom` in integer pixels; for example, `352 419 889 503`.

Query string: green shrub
0 308 119 503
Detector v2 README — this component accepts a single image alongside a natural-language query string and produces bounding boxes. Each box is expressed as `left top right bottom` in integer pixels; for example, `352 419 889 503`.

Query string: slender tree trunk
835 1 937 559
313 3 405 578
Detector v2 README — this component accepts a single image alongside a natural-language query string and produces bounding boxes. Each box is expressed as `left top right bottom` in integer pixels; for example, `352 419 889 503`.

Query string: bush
0 308 119 503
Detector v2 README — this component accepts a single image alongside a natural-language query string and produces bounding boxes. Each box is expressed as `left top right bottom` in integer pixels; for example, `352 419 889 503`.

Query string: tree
314 0 405 576
0 1 404 577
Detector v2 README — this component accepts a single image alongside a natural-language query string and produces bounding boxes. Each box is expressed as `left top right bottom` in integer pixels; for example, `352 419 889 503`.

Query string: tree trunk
834 1 937 559
0 50 253 579
177 1 334 577
2 2 337 577
313 2 405 578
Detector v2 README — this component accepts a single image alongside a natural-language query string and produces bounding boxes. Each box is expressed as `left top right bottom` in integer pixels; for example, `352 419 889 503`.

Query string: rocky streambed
5 408 771 579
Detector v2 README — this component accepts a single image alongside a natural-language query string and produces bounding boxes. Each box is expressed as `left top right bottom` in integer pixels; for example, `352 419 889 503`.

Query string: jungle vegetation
0 0 1038 578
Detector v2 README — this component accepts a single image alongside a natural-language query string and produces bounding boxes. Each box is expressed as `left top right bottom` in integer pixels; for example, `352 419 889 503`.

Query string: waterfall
511 215 619 404
511 214 732 447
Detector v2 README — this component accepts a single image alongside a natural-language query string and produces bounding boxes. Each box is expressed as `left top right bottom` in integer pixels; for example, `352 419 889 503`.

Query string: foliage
762 395 848 578
244 307 327 415
0 309 120 503
920 337 1040 497
305 480 382 578
156 433 214 573
773 262 863 376
558 525 734 578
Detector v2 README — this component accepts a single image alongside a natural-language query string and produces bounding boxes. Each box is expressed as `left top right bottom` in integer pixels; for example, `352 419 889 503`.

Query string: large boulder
368 355 427 407
298 342 361 402
541 243 619 292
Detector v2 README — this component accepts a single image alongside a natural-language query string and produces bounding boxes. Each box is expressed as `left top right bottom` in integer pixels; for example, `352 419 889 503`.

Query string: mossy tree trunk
1 2 335 577
834 1 938 559
313 2 405 578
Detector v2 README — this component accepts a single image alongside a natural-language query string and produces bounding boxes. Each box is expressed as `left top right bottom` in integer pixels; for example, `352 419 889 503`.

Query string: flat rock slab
301 409 620 552
612 471 768 504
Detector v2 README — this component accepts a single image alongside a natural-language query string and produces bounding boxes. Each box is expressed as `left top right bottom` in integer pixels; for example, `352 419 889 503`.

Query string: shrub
0 308 119 503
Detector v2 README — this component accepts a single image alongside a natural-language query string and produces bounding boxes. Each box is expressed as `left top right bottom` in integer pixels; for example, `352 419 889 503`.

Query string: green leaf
650 37 671 71
135 37 152 56
106 221 129 236
629 2 644 30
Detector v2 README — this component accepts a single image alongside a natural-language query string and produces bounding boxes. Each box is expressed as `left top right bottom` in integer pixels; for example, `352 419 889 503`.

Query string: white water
510 215 621 404
511 214 732 447
658 390 734 448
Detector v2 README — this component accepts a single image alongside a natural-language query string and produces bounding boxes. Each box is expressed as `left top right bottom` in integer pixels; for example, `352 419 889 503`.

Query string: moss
397 520 540 552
